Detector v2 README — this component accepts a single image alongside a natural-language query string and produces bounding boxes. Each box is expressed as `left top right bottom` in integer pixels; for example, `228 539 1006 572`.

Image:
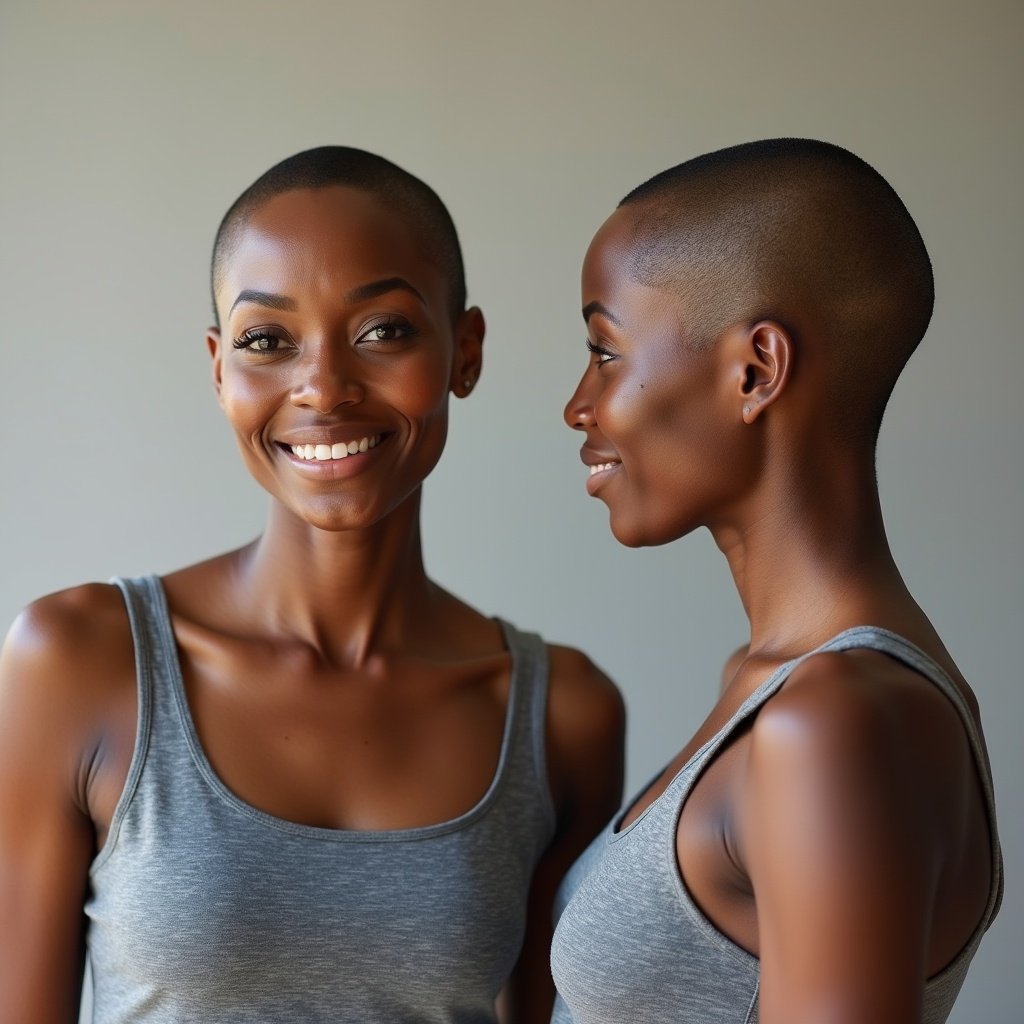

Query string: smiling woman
551 138 1001 1024
0 147 625 1024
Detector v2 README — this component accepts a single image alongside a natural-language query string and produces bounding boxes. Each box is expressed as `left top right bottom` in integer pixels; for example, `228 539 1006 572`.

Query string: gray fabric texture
550 626 1003 1024
85 575 556 1023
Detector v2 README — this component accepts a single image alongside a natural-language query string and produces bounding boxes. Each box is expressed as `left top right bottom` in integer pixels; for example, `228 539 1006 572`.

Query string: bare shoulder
2 581 133 686
541 644 625 821
546 643 626 753
0 583 136 771
754 647 972 763
744 646 979 847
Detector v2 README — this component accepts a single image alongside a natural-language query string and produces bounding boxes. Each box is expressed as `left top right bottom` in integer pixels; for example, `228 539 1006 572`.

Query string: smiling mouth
589 461 620 476
282 434 383 462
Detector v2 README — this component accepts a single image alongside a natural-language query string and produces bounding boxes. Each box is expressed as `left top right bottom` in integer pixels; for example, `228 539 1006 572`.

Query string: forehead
218 186 446 314
582 208 639 290
582 208 688 332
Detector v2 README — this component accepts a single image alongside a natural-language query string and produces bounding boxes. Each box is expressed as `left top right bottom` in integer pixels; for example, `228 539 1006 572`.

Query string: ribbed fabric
85 575 556 1023
551 626 1002 1024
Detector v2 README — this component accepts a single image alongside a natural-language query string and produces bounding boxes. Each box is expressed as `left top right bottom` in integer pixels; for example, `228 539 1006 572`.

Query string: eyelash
231 318 417 354
357 317 417 344
586 339 615 365
233 328 284 353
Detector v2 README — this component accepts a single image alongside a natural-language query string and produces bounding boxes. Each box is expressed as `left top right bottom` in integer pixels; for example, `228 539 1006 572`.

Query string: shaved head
618 138 934 440
211 146 466 326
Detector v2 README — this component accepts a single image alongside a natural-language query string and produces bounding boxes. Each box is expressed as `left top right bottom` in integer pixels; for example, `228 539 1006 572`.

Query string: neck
712 450 910 659
228 491 438 666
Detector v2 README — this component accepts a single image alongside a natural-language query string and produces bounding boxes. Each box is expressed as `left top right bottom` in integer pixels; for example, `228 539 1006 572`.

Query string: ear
206 327 225 406
736 321 793 424
450 306 485 398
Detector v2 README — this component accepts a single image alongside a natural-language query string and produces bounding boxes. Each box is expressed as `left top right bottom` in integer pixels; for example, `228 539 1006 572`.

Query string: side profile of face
564 209 758 548
208 185 483 532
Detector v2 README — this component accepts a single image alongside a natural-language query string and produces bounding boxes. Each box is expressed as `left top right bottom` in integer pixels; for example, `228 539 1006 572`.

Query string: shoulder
542 644 625 816
741 646 974 865
751 647 969 768
2 582 133 679
0 583 136 756
546 643 626 751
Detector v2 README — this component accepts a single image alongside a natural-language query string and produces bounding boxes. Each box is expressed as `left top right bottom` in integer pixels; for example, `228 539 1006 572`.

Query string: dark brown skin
564 208 993 1024
0 186 625 1024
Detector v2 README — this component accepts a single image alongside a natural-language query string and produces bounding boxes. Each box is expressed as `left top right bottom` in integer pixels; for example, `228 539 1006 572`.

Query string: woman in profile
551 138 1001 1023
0 147 624 1024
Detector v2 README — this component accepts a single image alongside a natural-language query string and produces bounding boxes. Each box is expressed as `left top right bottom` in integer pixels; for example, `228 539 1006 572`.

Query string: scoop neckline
147 574 522 843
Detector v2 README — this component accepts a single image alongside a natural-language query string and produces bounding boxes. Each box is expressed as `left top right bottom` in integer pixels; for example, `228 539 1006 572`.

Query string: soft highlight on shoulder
618 138 934 441
210 146 466 325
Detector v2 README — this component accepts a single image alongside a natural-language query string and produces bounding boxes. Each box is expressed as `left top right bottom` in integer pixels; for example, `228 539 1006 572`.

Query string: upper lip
579 446 621 467
275 425 390 447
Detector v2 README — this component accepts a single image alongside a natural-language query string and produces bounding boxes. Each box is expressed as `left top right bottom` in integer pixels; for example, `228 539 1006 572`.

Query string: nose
564 369 596 431
289 342 364 413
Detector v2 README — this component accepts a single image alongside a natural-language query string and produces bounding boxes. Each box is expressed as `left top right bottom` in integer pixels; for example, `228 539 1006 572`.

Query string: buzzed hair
211 146 466 326
619 138 934 441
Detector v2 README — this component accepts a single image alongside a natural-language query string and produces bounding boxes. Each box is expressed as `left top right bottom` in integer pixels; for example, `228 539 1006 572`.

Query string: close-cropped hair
210 146 467 326
618 138 934 442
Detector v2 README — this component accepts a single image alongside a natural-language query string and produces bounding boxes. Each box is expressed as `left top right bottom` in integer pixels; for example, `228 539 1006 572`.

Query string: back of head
211 146 466 324
620 138 934 443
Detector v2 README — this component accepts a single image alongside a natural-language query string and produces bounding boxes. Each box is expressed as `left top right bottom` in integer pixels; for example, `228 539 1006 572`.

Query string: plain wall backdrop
1 1 1020 1020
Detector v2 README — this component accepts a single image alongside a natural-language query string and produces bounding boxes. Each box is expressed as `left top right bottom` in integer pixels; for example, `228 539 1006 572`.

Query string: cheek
597 374 681 455
218 367 279 437
382 353 453 422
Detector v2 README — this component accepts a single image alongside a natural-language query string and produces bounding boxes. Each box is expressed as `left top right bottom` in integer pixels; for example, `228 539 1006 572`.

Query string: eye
586 338 616 365
357 318 417 345
232 328 291 354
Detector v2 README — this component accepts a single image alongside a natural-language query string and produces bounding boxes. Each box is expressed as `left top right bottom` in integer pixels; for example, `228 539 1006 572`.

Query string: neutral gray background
1 1 1020 1020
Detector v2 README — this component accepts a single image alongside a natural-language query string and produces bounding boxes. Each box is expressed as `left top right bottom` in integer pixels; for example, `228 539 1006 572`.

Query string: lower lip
279 439 387 481
585 463 621 495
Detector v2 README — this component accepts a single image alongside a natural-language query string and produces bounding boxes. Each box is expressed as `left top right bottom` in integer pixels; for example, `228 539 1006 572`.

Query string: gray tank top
85 575 556 1023
550 626 1002 1024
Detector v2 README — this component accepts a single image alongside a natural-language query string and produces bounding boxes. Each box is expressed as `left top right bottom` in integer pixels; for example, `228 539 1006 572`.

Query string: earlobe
452 306 486 398
739 321 793 424
206 327 225 405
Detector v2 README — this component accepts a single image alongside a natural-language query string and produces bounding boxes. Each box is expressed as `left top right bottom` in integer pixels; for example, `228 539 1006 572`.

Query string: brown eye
357 319 417 345
232 329 287 353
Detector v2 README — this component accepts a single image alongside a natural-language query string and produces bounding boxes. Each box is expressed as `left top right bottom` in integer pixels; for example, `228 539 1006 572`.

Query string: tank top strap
679 625 1003 927
112 573 184 729
496 619 556 836
91 574 187 873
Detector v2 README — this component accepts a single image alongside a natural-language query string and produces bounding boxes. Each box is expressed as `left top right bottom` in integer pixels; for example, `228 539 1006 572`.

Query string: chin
608 510 692 549
608 514 654 549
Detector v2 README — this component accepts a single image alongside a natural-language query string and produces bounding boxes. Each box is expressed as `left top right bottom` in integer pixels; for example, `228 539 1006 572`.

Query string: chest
180 642 513 831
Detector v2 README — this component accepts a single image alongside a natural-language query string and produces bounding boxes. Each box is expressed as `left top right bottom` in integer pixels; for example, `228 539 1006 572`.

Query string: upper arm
501 645 625 1024
741 654 940 1024
0 586 127 1024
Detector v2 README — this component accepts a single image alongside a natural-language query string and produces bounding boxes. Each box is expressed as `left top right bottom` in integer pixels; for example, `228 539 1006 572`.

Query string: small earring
463 378 473 389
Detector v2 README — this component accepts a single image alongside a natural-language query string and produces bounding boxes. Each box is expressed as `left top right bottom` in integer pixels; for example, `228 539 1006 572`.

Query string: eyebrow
228 290 298 316
228 278 426 318
344 276 426 306
582 301 623 327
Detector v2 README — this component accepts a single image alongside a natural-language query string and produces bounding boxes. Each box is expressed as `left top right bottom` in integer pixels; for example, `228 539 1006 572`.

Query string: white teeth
589 462 620 476
289 435 382 460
